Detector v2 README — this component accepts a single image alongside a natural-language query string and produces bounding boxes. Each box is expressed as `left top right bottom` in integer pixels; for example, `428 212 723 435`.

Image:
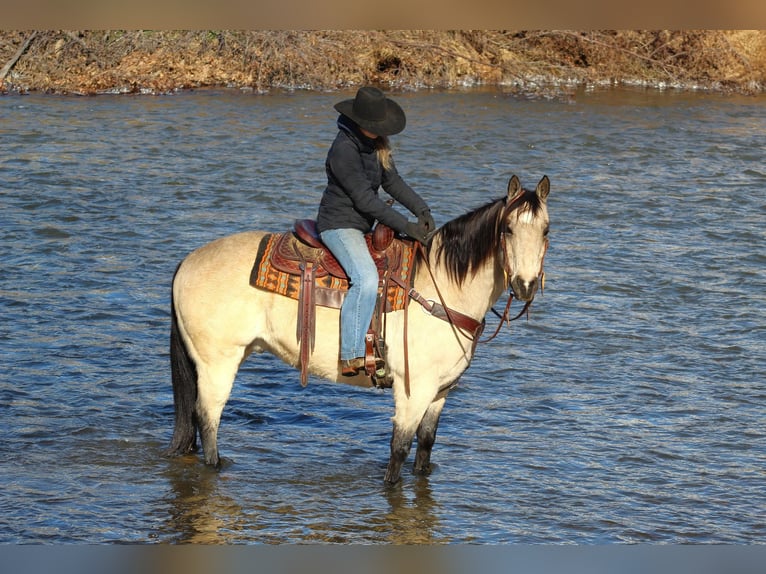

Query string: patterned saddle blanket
250 219 417 312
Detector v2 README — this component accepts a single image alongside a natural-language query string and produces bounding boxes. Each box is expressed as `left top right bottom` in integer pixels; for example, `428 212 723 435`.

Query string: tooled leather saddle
250 219 418 387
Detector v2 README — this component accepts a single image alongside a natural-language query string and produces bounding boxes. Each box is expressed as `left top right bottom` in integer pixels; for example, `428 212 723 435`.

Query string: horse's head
500 175 550 302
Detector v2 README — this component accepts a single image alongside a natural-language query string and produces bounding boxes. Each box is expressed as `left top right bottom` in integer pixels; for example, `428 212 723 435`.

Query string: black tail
165 264 199 457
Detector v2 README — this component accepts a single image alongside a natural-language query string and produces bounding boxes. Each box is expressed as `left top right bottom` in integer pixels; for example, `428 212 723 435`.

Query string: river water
1 87 764 544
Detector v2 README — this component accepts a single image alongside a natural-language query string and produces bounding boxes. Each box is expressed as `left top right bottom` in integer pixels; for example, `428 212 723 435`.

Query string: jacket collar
337 114 377 152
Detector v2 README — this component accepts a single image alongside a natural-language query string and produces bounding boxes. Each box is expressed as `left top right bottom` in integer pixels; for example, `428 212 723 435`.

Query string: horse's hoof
413 464 433 476
204 454 222 469
383 472 402 486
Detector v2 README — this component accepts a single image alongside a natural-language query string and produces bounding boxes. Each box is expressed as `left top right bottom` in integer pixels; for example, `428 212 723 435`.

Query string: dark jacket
316 115 428 234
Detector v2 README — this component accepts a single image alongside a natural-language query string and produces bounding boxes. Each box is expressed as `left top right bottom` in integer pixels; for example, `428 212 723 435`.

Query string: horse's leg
195 354 242 468
384 388 442 485
384 422 414 485
166 286 199 457
413 397 446 476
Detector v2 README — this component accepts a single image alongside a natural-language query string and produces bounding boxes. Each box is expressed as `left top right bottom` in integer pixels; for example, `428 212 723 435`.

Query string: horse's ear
507 175 521 199
536 175 550 201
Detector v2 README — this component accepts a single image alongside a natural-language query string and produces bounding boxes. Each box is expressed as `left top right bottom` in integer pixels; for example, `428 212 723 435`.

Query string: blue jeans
320 228 378 360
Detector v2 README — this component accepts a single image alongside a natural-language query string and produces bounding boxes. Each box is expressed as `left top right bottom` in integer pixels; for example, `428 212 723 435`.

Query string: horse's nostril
512 277 537 301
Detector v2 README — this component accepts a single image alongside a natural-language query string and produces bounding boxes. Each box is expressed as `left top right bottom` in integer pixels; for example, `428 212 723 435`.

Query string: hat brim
334 98 406 136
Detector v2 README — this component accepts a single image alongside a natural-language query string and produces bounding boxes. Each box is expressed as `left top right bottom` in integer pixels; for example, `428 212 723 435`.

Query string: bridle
410 190 549 344
476 189 548 341
394 192 548 396
483 228 548 343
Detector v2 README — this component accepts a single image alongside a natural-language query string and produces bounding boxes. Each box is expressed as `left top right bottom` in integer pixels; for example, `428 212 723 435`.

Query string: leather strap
297 260 315 387
364 331 376 376
389 272 484 399
403 295 410 397
389 274 484 338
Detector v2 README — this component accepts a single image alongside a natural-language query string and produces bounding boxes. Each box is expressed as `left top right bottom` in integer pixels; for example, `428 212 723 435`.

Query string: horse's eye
543 226 550 237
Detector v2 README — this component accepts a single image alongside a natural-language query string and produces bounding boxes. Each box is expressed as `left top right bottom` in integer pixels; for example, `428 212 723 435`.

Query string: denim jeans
320 228 378 360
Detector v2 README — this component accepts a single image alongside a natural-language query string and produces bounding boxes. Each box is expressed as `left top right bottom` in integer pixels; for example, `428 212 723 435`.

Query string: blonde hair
375 136 393 171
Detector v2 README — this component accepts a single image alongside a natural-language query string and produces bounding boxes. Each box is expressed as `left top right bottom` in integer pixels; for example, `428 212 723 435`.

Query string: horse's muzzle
510 276 538 302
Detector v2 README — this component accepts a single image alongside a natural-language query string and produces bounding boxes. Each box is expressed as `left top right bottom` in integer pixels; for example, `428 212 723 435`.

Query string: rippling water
1 88 765 544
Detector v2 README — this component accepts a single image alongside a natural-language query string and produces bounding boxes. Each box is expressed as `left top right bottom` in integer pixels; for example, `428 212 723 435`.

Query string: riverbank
2 30 765 95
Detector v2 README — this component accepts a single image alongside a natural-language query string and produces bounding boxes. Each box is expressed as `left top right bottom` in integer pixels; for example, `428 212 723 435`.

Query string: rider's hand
418 209 436 233
404 221 430 244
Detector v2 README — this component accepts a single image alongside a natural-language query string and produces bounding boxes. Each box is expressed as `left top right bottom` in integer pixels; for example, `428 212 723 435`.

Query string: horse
166 174 551 485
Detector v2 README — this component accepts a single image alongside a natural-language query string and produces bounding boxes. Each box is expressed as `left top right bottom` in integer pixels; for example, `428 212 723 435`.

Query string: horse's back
174 230 272 323
182 230 269 270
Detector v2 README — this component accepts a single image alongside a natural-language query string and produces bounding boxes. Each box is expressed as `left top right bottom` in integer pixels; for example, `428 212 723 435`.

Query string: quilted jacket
316 115 429 234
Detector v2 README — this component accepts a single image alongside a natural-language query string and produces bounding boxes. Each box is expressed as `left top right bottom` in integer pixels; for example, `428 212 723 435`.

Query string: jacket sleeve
381 156 430 216
327 140 410 232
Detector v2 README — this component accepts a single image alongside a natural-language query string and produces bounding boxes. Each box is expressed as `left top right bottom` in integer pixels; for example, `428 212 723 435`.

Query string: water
1 87 765 544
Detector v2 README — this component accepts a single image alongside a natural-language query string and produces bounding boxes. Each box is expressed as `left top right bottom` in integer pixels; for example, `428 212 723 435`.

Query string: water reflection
380 477 448 544
159 457 249 544
157 454 447 544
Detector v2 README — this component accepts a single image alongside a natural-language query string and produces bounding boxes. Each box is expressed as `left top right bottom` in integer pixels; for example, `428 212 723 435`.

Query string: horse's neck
419 245 505 322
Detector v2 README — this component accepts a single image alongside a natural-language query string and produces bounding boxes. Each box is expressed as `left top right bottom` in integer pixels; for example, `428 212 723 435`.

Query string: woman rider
316 86 434 376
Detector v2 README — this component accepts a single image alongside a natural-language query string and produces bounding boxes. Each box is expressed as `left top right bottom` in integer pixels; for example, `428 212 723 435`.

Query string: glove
418 209 436 233
403 221 430 244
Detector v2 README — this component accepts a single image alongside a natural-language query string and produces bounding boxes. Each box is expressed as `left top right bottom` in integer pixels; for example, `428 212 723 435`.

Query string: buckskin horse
166 175 551 484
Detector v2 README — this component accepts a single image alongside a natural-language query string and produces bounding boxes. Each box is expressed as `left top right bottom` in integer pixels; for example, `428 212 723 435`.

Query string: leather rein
412 232 547 346
391 222 547 397
482 229 549 343
412 185 549 343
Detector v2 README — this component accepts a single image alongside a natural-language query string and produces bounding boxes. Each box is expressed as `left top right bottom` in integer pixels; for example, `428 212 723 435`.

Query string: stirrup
341 357 385 377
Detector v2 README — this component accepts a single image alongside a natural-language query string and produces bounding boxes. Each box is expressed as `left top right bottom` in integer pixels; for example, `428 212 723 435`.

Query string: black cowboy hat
334 86 406 136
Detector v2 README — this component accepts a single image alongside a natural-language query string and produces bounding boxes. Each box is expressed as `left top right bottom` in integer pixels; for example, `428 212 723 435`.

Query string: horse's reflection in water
161 456 248 544
380 476 446 544
159 455 445 544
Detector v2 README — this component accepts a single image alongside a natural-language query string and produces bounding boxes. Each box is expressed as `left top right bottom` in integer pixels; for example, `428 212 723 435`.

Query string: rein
412 236 541 347
389 242 485 398
393 191 548 397
481 226 548 342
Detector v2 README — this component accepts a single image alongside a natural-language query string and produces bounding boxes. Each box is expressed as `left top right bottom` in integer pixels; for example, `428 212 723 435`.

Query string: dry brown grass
1 30 765 94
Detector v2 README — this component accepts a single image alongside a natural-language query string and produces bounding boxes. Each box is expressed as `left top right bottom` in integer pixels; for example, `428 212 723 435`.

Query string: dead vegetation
1 30 765 95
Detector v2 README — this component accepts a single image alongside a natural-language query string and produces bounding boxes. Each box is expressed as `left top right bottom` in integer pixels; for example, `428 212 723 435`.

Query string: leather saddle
270 219 402 281
251 219 416 388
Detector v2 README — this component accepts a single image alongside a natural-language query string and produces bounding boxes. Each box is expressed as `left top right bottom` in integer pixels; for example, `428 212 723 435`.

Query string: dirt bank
2 30 765 95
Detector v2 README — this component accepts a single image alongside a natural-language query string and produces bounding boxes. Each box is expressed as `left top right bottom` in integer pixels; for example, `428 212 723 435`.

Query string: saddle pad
250 233 415 311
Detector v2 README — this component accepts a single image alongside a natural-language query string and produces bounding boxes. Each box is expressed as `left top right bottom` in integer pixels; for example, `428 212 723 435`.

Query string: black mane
428 190 543 285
